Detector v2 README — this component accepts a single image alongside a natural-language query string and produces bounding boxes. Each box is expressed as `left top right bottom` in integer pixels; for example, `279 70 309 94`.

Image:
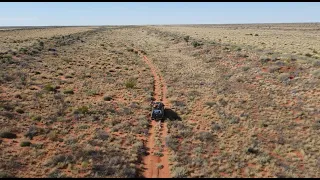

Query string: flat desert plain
0 23 319 178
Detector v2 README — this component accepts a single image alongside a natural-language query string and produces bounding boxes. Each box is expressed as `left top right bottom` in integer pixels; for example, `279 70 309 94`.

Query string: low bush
20 141 31 147
0 131 17 139
125 78 137 88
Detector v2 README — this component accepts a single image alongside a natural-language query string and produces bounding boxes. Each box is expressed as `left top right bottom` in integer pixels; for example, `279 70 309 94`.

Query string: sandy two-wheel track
136 50 171 178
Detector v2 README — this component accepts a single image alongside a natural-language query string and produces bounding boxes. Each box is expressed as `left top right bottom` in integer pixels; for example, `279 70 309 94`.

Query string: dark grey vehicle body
151 102 165 120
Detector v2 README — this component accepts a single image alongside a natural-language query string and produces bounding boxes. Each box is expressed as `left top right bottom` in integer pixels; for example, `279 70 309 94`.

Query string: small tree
183 36 190 45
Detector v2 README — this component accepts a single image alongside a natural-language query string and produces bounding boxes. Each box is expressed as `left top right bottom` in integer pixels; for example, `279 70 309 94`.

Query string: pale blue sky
0 2 319 26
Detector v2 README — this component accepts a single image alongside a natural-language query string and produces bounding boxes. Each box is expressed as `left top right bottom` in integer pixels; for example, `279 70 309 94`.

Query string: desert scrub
45 154 75 167
15 108 24 114
205 101 216 108
313 60 320 67
178 129 193 138
0 171 15 178
95 130 109 141
24 126 45 140
260 57 271 64
31 115 42 121
86 89 99 96
311 69 320 78
64 137 78 145
305 53 312 57
44 84 57 92
0 131 17 139
172 167 188 178
0 103 14 111
154 151 164 157
196 131 214 142
138 117 150 128
20 141 32 147
63 89 74 94
184 35 190 45
258 153 272 165
278 73 290 82
125 78 137 88
165 135 179 151
74 106 89 115
242 66 250 71
268 65 281 73
192 41 203 48
157 163 164 169
194 146 203 155
47 131 60 141
79 124 90 130
103 96 113 101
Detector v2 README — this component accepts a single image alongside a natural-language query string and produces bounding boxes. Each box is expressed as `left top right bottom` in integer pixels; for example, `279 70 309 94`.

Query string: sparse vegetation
74 106 89 115
63 89 74 94
20 141 31 147
191 41 203 48
44 84 56 92
0 131 17 139
103 96 113 101
183 35 190 45
1 23 319 178
125 78 137 88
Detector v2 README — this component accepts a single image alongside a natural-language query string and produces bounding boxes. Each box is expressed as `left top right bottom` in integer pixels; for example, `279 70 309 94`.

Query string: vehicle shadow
163 108 181 121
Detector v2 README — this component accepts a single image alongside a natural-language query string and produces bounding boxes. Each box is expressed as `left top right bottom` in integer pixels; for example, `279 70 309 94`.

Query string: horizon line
1 22 320 27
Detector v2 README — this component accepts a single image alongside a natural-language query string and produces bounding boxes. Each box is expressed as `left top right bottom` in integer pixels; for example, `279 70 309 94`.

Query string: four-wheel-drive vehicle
151 102 165 121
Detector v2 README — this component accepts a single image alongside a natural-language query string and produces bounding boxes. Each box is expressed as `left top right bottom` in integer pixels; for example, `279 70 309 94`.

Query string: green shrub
20 141 31 147
103 96 112 101
260 57 271 64
3 54 12 60
0 171 15 178
125 78 137 88
16 108 24 114
19 48 28 53
157 163 164 169
154 151 164 157
196 131 214 142
183 36 190 45
127 48 134 52
64 137 78 145
24 126 45 140
192 41 203 48
32 116 42 121
165 135 179 151
47 131 58 141
0 131 17 139
44 84 56 92
45 154 75 167
86 89 99 96
305 53 312 57
63 89 74 94
172 167 188 178
74 106 89 115
205 101 216 107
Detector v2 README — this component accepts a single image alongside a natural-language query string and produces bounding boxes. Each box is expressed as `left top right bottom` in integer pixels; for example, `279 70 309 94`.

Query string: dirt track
138 51 171 178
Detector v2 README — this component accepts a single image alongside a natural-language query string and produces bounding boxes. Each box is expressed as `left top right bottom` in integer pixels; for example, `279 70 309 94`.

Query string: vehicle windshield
154 110 162 114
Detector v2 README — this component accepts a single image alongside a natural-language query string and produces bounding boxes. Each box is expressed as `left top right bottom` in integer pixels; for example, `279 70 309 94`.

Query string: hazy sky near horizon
0 2 319 26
